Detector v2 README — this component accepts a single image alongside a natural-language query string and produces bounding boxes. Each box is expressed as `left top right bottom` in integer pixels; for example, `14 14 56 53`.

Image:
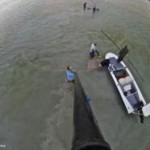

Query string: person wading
117 45 129 62
66 66 76 83
92 4 96 15
83 2 87 11
89 43 99 58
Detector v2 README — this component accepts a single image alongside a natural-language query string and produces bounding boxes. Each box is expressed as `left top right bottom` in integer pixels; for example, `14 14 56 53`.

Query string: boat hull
105 52 146 114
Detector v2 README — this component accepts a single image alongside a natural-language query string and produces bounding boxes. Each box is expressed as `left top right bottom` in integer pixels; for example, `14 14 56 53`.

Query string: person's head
67 66 72 70
94 43 97 46
67 66 70 70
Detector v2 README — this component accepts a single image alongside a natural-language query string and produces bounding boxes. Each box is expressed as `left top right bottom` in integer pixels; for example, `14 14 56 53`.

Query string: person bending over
89 43 99 58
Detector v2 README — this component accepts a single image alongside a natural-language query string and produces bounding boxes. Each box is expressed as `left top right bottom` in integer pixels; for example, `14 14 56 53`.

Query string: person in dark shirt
100 59 110 67
117 45 129 62
138 102 144 123
92 3 97 15
83 2 87 11
93 5 96 15
139 109 144 123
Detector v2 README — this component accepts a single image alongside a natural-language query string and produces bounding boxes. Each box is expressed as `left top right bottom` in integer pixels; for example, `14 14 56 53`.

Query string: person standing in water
117 45 129 62
138 102 144 123
93 4 96 15
83 2 87 11
89 43 99 58
66 66 76 83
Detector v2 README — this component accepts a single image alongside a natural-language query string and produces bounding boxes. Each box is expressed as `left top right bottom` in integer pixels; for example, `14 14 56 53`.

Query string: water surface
0 0 150 150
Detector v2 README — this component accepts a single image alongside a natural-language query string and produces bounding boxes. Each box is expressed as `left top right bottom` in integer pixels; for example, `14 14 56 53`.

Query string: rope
41 56 102 73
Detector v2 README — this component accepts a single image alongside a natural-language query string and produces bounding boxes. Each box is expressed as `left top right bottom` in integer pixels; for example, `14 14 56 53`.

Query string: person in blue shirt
66 66 75 83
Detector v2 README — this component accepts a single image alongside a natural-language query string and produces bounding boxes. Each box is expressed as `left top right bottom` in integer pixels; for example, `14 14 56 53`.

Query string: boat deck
109 57 124 71
108 57 143 110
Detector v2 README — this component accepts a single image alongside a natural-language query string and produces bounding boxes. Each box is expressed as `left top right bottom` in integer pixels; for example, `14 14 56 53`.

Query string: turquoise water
0 0 150 149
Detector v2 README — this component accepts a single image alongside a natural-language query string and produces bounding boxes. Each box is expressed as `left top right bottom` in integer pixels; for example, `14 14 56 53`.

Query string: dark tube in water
71 74 111 150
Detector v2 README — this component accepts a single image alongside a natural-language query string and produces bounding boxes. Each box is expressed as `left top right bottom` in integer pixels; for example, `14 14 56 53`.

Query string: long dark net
71 74 111 150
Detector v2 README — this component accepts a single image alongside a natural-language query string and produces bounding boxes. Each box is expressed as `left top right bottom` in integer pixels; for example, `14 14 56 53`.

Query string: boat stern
142 103 150 117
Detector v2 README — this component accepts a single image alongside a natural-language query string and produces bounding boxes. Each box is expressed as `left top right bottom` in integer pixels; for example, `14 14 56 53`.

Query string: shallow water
0 0 150 149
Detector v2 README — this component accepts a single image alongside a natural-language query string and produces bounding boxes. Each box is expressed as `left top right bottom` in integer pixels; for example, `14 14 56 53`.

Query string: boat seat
119 76 133 86
123 84 132 92
127 92 140 108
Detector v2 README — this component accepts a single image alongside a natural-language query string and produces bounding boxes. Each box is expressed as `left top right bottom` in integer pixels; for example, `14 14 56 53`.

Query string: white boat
105 52 150 117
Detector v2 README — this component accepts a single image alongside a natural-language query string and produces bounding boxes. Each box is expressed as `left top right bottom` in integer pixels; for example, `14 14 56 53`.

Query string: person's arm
70 69 76 74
